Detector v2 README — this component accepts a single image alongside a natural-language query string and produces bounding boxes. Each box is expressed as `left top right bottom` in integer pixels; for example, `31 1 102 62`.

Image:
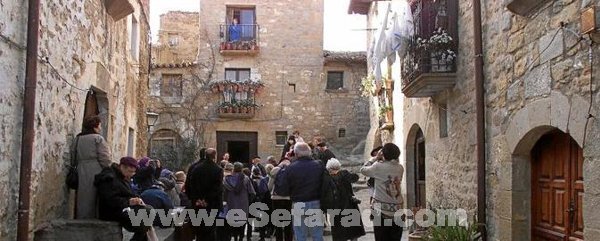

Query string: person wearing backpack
326 158 365 241
257 164 275 240
269 158 292 241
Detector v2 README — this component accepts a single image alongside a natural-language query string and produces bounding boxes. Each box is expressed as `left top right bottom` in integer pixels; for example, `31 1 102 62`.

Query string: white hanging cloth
372 2 391 86
386 0 414 64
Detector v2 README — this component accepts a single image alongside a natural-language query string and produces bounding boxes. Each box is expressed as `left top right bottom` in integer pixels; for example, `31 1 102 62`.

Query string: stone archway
505 92 588 240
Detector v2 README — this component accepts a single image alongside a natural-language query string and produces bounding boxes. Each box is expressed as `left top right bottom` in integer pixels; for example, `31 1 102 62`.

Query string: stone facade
355 0 600 240
149 2 370 168
0 0 150 239
152 11 199 64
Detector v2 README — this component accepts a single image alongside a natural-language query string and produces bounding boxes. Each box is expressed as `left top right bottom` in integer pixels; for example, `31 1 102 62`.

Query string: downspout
17 0 40 240
472 0 486 239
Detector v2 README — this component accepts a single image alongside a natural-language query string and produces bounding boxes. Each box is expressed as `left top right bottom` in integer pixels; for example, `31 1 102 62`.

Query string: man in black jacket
95 156 153 241
187 148 224 241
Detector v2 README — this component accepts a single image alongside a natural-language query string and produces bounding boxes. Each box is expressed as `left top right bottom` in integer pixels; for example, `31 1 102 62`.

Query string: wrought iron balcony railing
219 24 260 54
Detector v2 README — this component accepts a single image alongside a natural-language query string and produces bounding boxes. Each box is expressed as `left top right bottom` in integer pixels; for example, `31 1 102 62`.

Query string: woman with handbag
326 158 366 241
71 115 112 219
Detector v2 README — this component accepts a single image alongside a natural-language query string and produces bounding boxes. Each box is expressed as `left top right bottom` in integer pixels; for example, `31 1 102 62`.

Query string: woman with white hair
326 158 366 241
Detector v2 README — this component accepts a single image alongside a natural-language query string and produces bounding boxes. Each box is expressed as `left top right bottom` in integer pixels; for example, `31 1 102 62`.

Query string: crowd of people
70 116 405 241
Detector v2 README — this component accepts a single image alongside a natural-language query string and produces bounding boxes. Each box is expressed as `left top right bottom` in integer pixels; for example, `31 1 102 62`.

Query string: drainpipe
472 0 486 239
17 0 40 240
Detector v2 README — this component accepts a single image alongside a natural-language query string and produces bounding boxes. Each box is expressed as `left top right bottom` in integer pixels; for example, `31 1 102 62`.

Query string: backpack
257 176 270 197
273 166 289 196
320 169 338 210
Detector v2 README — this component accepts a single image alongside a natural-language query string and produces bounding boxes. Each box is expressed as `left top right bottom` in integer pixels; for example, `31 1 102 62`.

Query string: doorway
531 131 584 240
406 124 426 210
228 141 250 164
415 128 426 209
217 131 258 166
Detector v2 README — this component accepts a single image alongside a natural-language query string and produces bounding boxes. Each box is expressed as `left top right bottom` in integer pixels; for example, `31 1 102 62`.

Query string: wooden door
532 131 584 241
415 129 426 208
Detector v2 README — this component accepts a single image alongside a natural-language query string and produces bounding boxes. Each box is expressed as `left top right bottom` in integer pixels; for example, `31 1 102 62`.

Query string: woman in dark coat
326 158 366 241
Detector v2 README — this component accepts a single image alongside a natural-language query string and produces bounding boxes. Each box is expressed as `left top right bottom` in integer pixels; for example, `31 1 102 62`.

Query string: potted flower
378 105 393 123
416 28 456 73
219 102 231 113
360 74 376 97
250 40 258 50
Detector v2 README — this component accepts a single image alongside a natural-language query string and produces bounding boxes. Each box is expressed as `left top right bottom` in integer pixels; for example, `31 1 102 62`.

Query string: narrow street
124 181 409 241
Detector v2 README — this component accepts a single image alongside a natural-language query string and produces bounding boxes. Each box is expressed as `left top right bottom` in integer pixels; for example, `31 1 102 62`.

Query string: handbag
66 136 80 189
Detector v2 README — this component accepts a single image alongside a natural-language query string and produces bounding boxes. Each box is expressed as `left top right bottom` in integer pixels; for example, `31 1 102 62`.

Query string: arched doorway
406 124 426 209
82 91 99 123
531 130 584 240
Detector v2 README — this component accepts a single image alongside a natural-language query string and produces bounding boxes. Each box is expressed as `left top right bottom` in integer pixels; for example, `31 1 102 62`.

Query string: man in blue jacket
279 142 324 241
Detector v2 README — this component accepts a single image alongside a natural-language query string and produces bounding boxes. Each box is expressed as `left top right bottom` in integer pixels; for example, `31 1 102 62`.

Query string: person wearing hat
360 143 404 241
316 142 336 167
95 156 156 240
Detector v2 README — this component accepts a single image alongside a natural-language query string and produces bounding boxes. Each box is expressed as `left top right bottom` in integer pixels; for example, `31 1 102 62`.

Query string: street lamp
146 111 159 155
146 111 159 131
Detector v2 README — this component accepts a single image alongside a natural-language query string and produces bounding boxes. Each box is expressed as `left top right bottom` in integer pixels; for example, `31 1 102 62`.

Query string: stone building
352 0 600 240
148 3 370 168
0 0 150 239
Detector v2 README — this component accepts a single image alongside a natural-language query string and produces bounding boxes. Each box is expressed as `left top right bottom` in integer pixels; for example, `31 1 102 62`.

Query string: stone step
35 219 122 241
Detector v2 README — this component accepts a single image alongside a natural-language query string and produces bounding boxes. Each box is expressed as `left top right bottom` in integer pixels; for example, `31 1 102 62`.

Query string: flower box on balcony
218 106 256 119
401 29 457 98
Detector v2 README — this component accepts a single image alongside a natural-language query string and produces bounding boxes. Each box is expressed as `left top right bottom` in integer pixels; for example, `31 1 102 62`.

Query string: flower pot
218 84 225 92
220 42 226 50
226 43 232 50
385 111 394 123
211 85 219 93
431 52 451 72
384 79 393 90
241 106 248 113
226 107 232 113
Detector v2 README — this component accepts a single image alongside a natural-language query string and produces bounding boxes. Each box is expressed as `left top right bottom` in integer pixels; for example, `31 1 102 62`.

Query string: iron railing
219 24 260 50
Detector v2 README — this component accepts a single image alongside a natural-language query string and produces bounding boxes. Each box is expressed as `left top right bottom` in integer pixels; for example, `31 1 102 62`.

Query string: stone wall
360 0 600 240
153 11 200 64
483 0 600 240
148 0 371 165
0 0 150 239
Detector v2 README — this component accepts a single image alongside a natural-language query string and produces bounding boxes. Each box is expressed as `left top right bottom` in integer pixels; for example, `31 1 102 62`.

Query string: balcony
208 79 264 119
401 48 457 97
219 24 260 55
217 102 257 119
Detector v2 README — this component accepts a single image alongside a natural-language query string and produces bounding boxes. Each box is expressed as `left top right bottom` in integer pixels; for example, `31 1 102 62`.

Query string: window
226 7 256 41
338 128 346 138
127 128 135 156
130 16 139 60
439 104 448 138
411 0 457 38
168 34 180 47
275 131 288 145
225 68 251 82
326 71 344 90
161 74 183 97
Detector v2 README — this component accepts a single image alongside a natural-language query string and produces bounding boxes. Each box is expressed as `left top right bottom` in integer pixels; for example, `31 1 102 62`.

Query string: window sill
325 89 349 93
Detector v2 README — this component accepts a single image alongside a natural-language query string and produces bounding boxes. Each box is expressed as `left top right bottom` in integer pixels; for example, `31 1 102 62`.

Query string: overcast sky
149 0 366 51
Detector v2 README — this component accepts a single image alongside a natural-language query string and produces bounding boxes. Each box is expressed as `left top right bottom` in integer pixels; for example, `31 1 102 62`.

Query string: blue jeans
292 200 324 241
